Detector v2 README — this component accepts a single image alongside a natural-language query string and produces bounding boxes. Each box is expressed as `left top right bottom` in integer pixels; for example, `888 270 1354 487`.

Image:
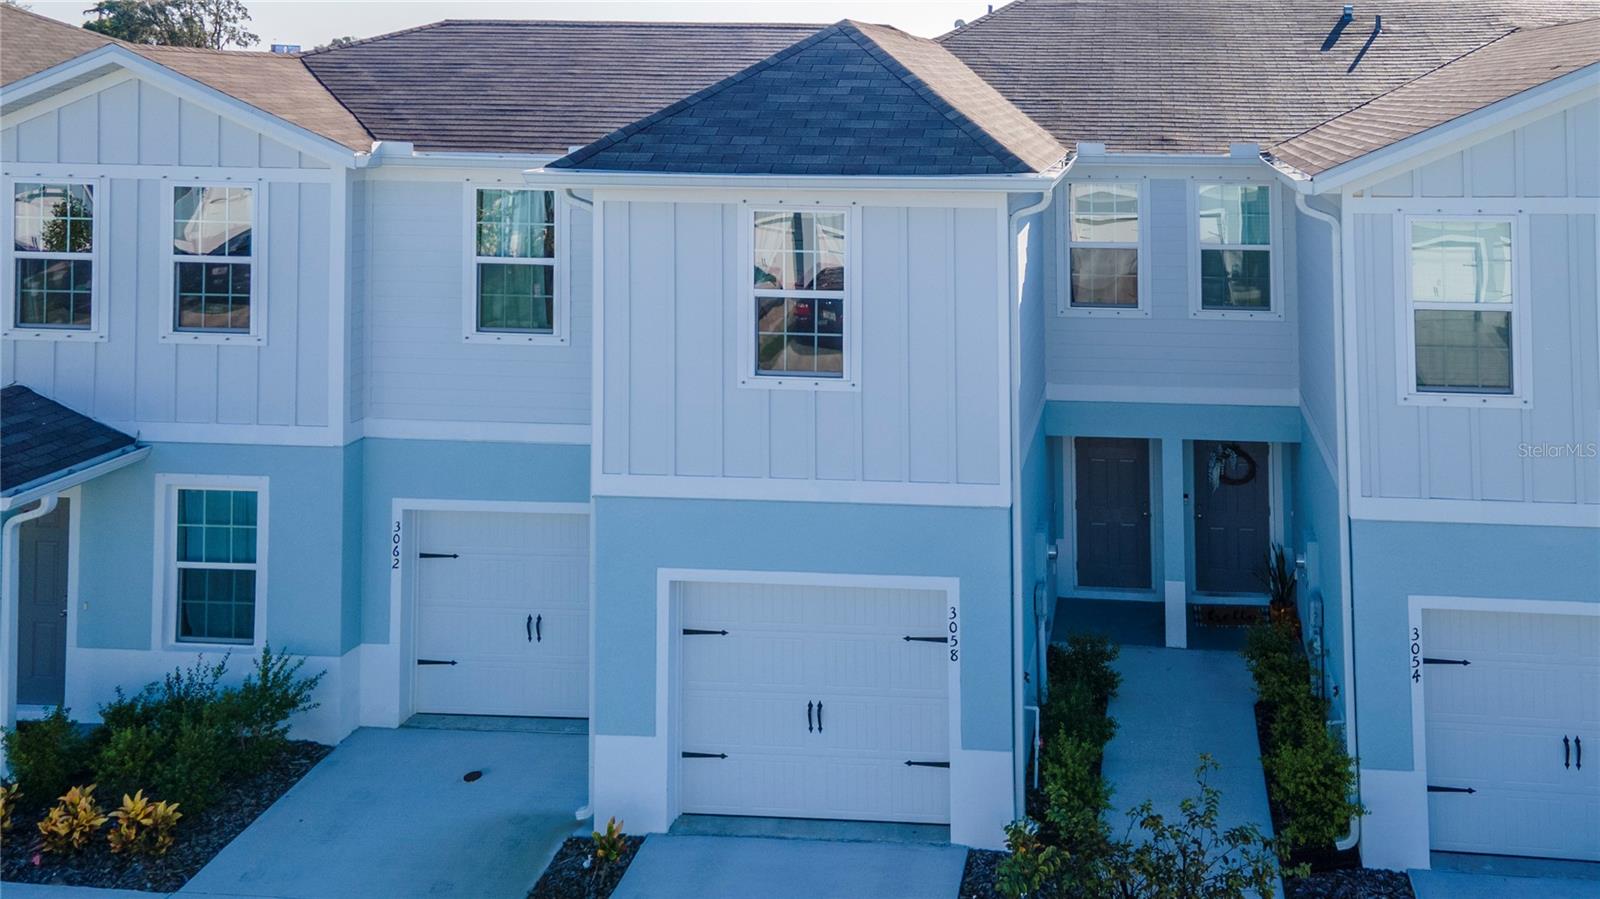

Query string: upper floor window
465 188 564 344
166 184 260 343
1406 218 1518 398
6 181 104 341
1067 182 1142 313
1195 183 1274 317
752 209 846 379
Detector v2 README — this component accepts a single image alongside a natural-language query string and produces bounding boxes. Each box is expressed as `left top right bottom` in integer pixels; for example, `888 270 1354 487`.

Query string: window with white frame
171 185 255 334
1196 183 1272 312
1067 182 1140 309
752 209 846 378
1407 219 1516 395
470 188 557 337
10 182 98 335
172 487 261 645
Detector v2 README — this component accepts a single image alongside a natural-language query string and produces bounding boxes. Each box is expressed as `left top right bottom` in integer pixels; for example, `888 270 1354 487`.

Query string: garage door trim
658 568 963 827
1408 594 1599 861
388 498 591 724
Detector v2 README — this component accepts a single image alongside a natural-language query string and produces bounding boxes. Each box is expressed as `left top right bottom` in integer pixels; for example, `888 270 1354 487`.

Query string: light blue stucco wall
592 496 1013 751
1351 519 1600 770
1019 423 1053 708
358 438 590 644
75 442 351 657
1290 418 1346 707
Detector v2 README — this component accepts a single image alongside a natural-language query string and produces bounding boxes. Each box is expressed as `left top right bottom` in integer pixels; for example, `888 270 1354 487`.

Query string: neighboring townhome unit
2 0 1596 868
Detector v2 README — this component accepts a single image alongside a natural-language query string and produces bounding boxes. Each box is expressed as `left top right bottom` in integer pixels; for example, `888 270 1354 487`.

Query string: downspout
1294 191 1361 853
1 494 61 776
1007 178 1063 823
564 184 595 825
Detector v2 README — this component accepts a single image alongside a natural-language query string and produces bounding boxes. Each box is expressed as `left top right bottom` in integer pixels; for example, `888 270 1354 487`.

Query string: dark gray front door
18 498 69 706
1075 438 1151 589
1194 442 1270 594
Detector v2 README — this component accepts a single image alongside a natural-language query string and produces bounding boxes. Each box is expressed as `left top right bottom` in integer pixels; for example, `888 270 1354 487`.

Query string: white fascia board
362 147 562 170
1283 64 1600 196
520 167 1067 193
0 44 362 169
0 445 150 511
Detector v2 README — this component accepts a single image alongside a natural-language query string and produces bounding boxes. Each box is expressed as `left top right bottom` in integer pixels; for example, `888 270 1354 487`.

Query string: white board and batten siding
594 194 1010 506
2 78 340 438
357 178 592 431
1043 175 1300 404
1349 100 1600 520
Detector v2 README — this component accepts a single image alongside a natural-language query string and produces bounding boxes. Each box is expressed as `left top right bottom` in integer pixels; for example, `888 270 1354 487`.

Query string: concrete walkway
1100 646 1275 840
611 834 966 899
179 726 586 898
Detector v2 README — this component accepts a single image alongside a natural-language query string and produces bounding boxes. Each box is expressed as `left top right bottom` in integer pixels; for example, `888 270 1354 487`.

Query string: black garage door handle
1566 735 1572 769
526 614 533 643
1578 736 1583 771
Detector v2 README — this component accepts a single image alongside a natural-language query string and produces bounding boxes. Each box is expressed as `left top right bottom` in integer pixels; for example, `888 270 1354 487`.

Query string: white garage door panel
1424 608 1599 862
679 581 951 825
414 511 589 719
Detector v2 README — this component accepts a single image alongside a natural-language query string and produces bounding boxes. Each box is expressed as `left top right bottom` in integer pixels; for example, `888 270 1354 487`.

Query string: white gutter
0 445 150 512
1006 162 1070 820
521 167 1067 193
1 493 61 774
1294 192 1361 853
361 141 560 170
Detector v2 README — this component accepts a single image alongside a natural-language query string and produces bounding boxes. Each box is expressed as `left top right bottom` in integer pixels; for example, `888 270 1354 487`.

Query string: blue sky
28 1 1000 48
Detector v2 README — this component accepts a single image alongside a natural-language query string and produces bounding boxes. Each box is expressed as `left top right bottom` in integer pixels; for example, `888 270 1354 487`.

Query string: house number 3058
391 520 402 570
948 606 960 662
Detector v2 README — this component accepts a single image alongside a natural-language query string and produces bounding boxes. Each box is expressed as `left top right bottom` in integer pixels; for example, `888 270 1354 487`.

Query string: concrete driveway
611 834 967 899
180 726 586 899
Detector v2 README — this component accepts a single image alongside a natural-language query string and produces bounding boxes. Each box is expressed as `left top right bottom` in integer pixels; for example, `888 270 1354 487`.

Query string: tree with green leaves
83 0 257 50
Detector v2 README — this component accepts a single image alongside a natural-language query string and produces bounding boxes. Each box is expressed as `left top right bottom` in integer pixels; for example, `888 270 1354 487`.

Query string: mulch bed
529 835 645 899
1286 867 1414 899
957 848 1004 899
1 740 330 893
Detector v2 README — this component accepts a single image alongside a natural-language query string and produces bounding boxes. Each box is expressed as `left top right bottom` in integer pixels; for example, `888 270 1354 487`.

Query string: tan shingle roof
1 5 371 153
1269 17 1600 175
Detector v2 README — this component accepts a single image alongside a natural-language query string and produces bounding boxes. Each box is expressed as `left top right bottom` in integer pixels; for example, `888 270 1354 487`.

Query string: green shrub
996 818 1065 899
2 707 95 806
216 646 323 774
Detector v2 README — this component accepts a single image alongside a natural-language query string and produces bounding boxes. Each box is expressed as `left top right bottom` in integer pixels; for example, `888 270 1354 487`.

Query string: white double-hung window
161 477 267 647
1403 217 1526 404
6 180 105 340
1194 182 1277 318
465 187 565 344
1066 182 1144 315
164 184 261 343
745 207 852 387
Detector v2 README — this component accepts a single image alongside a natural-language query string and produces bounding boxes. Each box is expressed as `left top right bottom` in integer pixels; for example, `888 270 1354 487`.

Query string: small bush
1 780 18 833
107 790 183 856
591 816 627 866
2 707 95 806
995 818 1064 899
37 784 108 854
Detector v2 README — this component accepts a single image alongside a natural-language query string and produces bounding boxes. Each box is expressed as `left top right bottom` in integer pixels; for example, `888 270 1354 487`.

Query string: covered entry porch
1043 400 1311 649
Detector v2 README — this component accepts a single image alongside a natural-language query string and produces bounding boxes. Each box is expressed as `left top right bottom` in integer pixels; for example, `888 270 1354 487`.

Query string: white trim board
591 474 1010 507
358 418 591 446
1351 496 1600 528
1045 384 1300 407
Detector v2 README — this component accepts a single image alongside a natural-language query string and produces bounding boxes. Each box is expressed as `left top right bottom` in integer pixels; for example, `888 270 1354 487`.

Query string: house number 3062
948 606 960 662
391 520 402 570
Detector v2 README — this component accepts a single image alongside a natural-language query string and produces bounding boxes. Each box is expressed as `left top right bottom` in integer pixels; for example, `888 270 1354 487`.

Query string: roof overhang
521 165 1070 193
1269 61 1600 195
0 43 364 168
0 443 150 512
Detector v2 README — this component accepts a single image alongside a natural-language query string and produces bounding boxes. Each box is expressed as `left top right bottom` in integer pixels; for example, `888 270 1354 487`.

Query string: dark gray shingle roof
1 385 138 493
939 0 1600 155
552 20 1067 175
1270 17 1600 175
301 20 824 155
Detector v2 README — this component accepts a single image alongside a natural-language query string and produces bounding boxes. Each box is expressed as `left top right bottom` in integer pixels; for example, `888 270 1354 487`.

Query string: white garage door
1423 608 1599 861
677 581 951 824
413 510 588 718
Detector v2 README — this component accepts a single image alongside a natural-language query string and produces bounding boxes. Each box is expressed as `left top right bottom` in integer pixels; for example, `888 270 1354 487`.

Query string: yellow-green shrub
591 816 626 865
37 784 108 853
108 789 183 855
0 781 18 833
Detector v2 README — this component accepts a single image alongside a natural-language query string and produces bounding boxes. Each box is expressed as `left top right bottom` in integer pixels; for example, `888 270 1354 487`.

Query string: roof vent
270 43 300 54
1341 4 1353 18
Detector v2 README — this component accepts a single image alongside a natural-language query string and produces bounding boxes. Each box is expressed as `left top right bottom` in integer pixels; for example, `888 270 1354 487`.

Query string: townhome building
2 0 1596 868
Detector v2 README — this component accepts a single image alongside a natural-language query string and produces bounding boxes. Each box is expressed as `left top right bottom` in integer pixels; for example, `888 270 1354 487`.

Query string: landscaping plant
1260 545 1299 638
37 784 109 854
997 818 1064 899
590 817 627 866
0 780 18 833
107 789 183 855
1 706 96 807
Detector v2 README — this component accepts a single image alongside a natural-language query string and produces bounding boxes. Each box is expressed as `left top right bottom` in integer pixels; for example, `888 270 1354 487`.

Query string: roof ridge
301 17 824 56
934 0 1033 42
837 21 1040 172
299 18 455 55
551 22 838 168
1267 24 1526 149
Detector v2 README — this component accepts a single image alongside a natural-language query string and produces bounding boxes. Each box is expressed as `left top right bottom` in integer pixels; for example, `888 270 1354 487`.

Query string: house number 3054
1410 626 1421 684
391 520 402 570
948 606 960 662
